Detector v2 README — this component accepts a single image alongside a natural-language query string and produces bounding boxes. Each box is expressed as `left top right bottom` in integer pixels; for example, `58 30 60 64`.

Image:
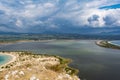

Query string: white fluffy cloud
54 0 120 27
0 0 120 32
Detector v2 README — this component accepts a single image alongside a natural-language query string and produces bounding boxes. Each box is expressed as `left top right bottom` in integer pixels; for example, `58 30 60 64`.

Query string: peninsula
96 40 120 49
0 52 80 80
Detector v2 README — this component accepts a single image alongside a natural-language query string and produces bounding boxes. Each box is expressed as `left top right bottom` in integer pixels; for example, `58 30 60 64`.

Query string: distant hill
0 27 120 35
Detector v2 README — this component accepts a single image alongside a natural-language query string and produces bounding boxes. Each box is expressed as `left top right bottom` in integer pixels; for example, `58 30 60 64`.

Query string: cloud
88 14 100 27
55 0 120 28
103 9 120 27
0 0 120 32
15 19 23 27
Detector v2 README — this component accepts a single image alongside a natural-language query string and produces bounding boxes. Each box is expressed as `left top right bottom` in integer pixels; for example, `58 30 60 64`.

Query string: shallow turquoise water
0 40 120 80
110 40 120 46
0 54 12 66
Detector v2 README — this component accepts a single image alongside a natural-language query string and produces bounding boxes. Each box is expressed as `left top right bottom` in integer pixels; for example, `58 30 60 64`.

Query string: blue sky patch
100 4 120 9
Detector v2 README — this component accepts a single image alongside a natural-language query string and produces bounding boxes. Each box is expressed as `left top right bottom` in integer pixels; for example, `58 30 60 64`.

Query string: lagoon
109 40 120 46
0 40 120 80
0 54 12 66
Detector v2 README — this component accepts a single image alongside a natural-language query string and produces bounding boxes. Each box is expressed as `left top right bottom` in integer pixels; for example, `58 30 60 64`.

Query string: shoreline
108 41 120 47
0 51 80 80
96 40 120 50
0 39 99 45
0 52 16 68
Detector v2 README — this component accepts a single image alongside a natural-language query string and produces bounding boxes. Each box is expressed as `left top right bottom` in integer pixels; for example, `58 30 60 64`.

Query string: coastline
0 40 35 45
0 52 16 68
96 40 120 50
108 41 120 47
0 52 80 80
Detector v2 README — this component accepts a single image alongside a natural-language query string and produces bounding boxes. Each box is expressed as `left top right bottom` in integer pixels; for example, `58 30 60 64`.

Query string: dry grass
0 52 80 80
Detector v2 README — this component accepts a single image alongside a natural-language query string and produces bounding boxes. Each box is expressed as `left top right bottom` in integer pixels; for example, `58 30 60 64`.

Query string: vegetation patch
46 56 79 76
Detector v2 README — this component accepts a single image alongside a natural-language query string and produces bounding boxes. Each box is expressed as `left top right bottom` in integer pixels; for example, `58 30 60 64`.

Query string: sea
109 40 120 46
0 40 120 80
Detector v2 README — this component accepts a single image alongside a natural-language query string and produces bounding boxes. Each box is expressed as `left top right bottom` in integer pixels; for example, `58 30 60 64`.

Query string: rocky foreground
0 52 80 80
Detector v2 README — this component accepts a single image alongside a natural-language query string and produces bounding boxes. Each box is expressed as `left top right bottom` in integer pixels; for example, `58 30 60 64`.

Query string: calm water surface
0 55 12 66
0 40 120 80
110 40 120 46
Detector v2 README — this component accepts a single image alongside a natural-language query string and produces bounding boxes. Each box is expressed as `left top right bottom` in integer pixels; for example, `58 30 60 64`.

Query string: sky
0 0 120 33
